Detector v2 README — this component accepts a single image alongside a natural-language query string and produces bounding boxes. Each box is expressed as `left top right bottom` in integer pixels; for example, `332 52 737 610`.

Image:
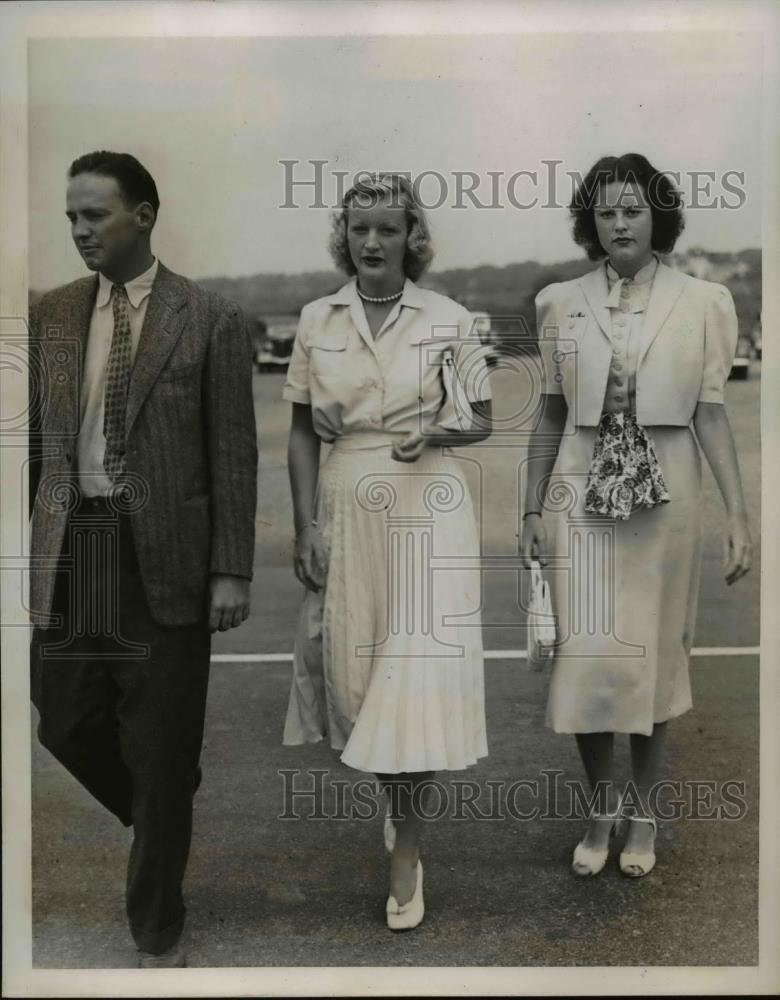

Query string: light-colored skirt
545 424 702 736
283 433 488 774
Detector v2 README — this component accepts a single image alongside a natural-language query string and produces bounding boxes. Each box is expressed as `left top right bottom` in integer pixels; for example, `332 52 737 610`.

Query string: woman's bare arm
693 401 752 584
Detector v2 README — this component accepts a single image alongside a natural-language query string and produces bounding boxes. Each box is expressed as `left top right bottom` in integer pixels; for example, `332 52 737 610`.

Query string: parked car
751 313 762 360
729 334 752 381
471 312 500 367
253 320 296 374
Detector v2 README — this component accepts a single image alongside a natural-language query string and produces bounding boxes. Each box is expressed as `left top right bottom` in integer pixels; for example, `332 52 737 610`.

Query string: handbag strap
529 559 544 593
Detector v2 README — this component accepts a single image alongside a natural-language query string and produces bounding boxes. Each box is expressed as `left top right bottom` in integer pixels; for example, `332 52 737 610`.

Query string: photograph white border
2 1 778 995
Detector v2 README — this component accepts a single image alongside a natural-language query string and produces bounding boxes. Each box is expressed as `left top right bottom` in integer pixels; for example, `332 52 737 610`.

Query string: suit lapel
46 276 96 426
577 266 612 344
636 262 686 369
125 263 188 435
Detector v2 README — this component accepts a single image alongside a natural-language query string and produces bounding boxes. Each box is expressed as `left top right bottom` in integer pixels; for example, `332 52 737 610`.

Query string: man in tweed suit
29 151 257 967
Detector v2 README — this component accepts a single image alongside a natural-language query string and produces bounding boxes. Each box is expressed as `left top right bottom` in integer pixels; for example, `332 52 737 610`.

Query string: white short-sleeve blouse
283 278 493 442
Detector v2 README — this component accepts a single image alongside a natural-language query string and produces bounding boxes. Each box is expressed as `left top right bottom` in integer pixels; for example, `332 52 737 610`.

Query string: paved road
31 653 759 968
31 369 761 968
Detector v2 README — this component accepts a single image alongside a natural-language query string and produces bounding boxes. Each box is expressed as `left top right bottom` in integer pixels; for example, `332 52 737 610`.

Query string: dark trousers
31 497 210 954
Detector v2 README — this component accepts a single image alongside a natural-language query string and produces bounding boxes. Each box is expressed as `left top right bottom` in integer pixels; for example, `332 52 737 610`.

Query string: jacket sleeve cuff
209 568 253 579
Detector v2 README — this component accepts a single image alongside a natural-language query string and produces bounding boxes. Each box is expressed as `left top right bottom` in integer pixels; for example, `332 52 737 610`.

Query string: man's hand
208 574 251 633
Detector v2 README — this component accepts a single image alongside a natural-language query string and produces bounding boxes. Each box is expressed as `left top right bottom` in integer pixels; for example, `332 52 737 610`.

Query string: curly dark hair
329 173 434 280
570 153 684 260
68 150 160 221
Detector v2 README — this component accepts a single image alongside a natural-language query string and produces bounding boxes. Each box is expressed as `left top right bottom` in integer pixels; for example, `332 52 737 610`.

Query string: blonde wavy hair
328 173 434 281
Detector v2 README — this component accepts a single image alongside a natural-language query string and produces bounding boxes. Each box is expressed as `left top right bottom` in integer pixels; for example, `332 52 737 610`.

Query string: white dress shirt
77 257 158 496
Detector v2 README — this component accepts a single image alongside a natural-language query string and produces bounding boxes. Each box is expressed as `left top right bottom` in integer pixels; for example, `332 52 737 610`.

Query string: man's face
65 172 145 276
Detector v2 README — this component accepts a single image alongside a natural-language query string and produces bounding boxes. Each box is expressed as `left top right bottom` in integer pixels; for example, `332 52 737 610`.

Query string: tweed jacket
29 263 257 628
536 260 739 426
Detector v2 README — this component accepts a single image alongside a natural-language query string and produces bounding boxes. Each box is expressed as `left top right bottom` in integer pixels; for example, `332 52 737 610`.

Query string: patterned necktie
103 283 132 482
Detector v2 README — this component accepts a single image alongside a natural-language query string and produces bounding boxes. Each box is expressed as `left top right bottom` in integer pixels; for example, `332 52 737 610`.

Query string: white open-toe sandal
619 815 657 877
572 803 625 877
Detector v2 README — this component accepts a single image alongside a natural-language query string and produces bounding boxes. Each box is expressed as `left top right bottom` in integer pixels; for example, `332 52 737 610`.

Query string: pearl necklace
357 286 403 304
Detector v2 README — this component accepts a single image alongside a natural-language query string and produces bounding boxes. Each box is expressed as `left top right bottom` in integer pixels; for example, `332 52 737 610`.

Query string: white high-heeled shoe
386 860 424 931
571 807 624 877
619 815 657 877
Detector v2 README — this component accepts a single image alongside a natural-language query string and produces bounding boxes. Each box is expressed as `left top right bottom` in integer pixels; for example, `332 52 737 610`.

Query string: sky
28 31 763 289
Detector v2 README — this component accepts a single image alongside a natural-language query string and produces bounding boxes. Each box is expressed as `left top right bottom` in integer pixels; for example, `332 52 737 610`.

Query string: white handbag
437 347 471 432
527 559 556 671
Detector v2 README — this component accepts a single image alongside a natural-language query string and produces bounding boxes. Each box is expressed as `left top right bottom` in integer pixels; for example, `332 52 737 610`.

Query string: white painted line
212 653 293 663
687 646 761 657
211 646 760 664
485 647 761 659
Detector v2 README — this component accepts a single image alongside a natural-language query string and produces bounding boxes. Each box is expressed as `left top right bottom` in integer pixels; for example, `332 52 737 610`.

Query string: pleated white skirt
283 433 488 774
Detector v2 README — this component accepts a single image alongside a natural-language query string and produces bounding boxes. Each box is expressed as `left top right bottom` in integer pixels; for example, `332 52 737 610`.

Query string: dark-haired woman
521 154 751 878
282 174 493 927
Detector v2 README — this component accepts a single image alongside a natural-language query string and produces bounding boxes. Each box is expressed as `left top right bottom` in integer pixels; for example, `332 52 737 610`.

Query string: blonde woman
282 174 493 928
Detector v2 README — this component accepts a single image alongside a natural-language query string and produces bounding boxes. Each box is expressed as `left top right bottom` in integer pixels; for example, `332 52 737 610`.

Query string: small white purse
437 347 471 432
527 559 556 670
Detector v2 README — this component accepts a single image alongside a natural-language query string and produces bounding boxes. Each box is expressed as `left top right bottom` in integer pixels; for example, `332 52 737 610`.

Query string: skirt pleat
283 436 488 774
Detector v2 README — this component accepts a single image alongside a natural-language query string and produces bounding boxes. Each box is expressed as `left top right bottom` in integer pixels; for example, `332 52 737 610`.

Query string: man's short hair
68 151 160 219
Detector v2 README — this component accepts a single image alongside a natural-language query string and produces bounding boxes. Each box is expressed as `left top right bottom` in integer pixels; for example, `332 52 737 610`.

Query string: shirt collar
328 277 425 310
605 253 658 288
605 254 658 310
96 257 159 309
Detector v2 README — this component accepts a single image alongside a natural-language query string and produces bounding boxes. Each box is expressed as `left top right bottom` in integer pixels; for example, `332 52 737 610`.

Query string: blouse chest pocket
309 332 349 375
